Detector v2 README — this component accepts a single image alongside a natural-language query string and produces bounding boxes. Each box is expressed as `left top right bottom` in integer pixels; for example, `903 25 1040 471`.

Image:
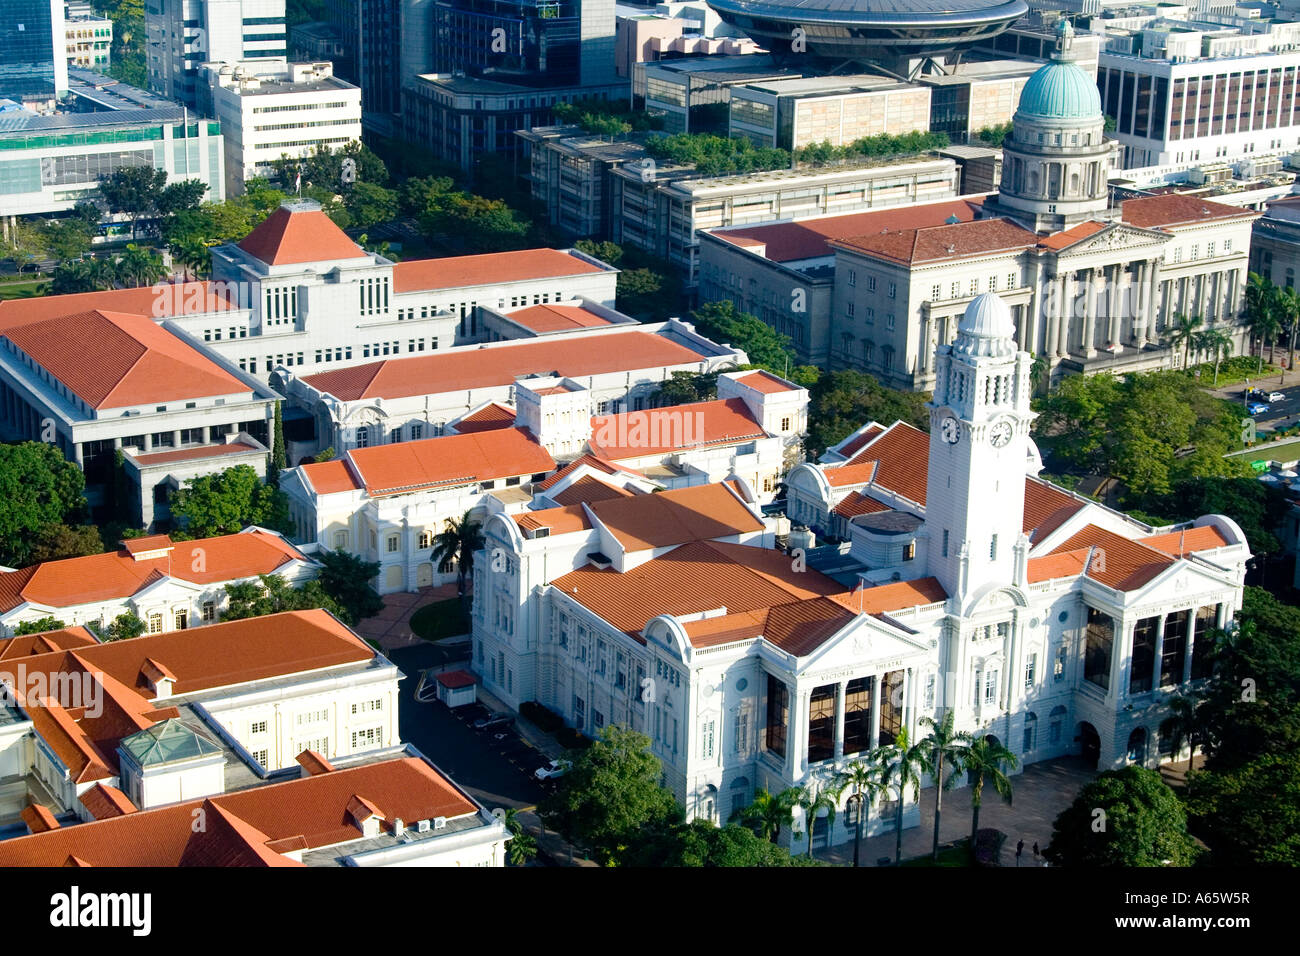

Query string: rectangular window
1054 644 1067 683
1191 605 1219 680
700 719 715 759
1024 654 1037 689
1084 607 1114 690
765 674 788 758
251 721 267 735
1161 610 1189 687
984 668 999 706
990 534 998 560
942 529 949 558
201 601 215 621
807 684 836 764
735 713 749 754
1023 722 1037 753
1129 616 1159 694
843 676 872 755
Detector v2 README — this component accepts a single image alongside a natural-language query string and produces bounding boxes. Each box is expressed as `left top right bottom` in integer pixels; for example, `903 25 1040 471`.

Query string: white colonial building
469 291 1248 850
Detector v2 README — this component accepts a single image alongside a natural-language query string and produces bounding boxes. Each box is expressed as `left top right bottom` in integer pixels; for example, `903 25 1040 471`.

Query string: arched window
1023 712 1038 753
1070 171 1080 194
356 425 370 448
1127 727 1148 764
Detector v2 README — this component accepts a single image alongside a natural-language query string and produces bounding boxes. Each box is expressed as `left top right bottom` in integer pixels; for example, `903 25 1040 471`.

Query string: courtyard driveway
353 583 461 651
820 756 1097 866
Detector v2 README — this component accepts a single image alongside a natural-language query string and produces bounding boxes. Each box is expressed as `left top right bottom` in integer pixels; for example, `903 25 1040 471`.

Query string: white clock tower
924 292 1036 602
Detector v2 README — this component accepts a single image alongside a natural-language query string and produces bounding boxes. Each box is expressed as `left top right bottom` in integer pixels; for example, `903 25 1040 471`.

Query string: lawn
0 278 50 300
1230 438 1300 466
899 841 971 867
409 597 471 641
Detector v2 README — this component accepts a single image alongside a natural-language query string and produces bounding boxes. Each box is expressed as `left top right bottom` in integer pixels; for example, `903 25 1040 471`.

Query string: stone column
794 688 810 777
1081 268 1098 358
833 681 846 759
1058 272 1073 357
869 675 882 749
1152 613 1166 691
1046 276 1061 358
1114 620 1131 701
1182 609 1197 686
1109 265 1123 345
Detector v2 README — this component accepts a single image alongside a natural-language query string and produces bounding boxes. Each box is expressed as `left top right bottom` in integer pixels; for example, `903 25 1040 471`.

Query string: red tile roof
178 800 302 867
1048 525 1174 591
79 783 138 820
844 423 930 504
832 490 892 519
552 539 848 642
451 402 518 434
1026 548 1089 584
21 804 59 833
236 204 366 265
302 331 708 402
296 750 336 775
0 529 308 613
1121 194 1260 229
0 281 241 331
832 577 948 615
710 198 986 262
514 504 593 535
551 474 635 507
343 427 555 497
830 218 1039 265
0 757 476 866
131 442 260 467
435 669 477 689
1140 525 1233 556
0 628 97 661
2 309 247 409
392 248 605 293
505 303 616 332
589 398 766 459
731 369 801 393
587 483 764 551
300 458 361 495
1038 220 1107 251
835 424 886 459
534 453 632 491
826 461 879 487
1023 477 1085 541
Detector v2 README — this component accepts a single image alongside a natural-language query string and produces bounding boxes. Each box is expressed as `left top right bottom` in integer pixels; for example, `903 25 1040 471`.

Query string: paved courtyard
820 756 1098 866
353 583 462 651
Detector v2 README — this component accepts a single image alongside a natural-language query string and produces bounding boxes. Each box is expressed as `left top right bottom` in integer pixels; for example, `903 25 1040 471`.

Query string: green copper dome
1016 58 1103 122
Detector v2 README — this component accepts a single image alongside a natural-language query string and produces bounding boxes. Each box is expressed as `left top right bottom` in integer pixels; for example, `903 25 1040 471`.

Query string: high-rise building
146 0 288 111
0 0 67 104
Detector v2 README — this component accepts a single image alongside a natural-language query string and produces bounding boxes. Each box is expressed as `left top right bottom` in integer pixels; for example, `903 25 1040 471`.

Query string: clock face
940 416 961 445
989 420 1013 448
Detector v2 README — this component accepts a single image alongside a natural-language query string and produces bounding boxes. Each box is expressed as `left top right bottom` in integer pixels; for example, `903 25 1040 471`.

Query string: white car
534 759 572 780
1269 391 1287 403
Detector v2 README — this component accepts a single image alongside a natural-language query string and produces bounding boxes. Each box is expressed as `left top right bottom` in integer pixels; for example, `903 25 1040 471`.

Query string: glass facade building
0 0 64 101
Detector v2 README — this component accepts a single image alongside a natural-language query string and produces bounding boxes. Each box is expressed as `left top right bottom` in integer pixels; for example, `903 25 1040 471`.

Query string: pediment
798 613 933 679
1057 223 1167 256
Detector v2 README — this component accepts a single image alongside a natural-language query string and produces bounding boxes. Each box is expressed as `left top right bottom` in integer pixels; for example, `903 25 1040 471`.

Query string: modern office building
517 126 652 239
0 0 67 105
0 69 224 218
146 0 288 111
615 3 760 77
728 76 933 150
634 55 795 134
204 59 362 195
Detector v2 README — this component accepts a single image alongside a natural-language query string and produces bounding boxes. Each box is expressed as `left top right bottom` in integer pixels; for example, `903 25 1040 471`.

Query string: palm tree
834 757 886 867
1030 354 1050 396
1276 284 1300 377
500 808 538 866
1196 326 1234 386
1165 311 1203 372
1159 695 1205 773
919 711 973 861
797 784 840 860
878 728 929 865
730 786 803 844
430 510 485 604
964 736 1018 857
115 243 168 288
1245 274 1282 373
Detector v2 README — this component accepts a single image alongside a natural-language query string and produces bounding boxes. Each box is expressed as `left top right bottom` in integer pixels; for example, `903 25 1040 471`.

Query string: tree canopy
690 300 797 374
0 443 89 567
806 369 930 454
222 574 345 622
315 549 384 625
168 465 292 539
1044 766 1200 866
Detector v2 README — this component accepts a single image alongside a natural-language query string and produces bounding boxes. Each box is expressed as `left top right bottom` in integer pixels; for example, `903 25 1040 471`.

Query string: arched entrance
1077 722 1101 769
416 562 433 587
1127 728 1148 766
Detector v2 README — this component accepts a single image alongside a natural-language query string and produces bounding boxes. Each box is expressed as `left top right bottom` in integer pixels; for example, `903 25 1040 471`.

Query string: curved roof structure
705 0 1028 60
1016 59 1102 122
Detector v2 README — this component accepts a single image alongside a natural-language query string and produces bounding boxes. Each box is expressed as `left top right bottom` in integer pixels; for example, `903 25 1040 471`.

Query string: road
1213 380 1300 431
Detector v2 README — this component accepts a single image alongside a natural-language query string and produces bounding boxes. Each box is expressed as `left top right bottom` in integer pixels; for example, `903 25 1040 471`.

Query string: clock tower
924 292 1036 601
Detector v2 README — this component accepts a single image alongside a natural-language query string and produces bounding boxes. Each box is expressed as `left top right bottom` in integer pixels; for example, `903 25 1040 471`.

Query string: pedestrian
1032 841 1039 861
1016 839 1024 866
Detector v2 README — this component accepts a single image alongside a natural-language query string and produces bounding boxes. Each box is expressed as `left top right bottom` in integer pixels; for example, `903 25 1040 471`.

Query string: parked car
473 713 514 730
1269 391 1287 403
534 758 572 780
1248 402 1271 416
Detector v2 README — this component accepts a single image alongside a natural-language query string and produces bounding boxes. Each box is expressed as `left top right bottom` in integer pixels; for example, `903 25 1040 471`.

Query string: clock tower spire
924 292 1036 601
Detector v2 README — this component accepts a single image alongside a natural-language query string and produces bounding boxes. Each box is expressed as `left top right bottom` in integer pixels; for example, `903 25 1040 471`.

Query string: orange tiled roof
296 749 336 776
844 423 930 504
451 402 518 434
302 331 708 402
710 197 986 263
236 205 366 265
2 309 247 409
505 303 615 332
731 369 801 393
131 442 261 467
177 801 302 867
344 427 555 497
0 281 242 332
1023 477 1085 542
552 540 848 643
1140 525 1233 556
0 757 475 867
1121 194 1260 230
830 218 1039 265
392 248 605 293
79 783 138 820
1038 220 1108 250
1026 548 1090 584
551 475 634 507
1048 524 1174 591
835 424 886 459
832 490 892 519
514 504 593 535
833 576 948 615
300 458 361 495
0 529 308 613
587 483 763 551
534 454 631 491
589 398 765 459
826 461 879 487
0 628 97 661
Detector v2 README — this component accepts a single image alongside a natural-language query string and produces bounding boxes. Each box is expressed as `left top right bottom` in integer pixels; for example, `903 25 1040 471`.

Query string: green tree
538 725 680 865
623 818 815 866
964 735 1018 856
655 370 719 406
98 166 168 240
1165 311 1203 372
1276 283 1300 375
28 524 104 563
169 465 292 538
345 181 400 230
1045 766 1199 866
114 243 168 288
1184 753 1300 866
730 786 802 843
574 239 624 266
796 785 840 859
430 511 485 603
90 611 148 642
1195 326 1234 386
221 574 344 621
40 218 95 261
616 267 668 318
976 122 1013 147
690 300 795 374
13 616 67 636
1244 272 1281 372
834 758 886 867
270 401 287 478
315 549 383 625
919 711 972 861
156 179 208 218
0 443 88 567
500 808 539 866
1158 695 1205 773
879 727 929 864
806 368 930 454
